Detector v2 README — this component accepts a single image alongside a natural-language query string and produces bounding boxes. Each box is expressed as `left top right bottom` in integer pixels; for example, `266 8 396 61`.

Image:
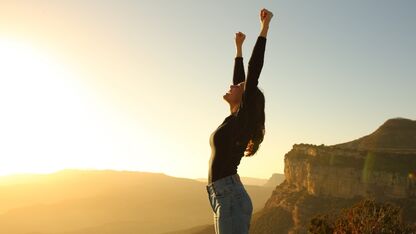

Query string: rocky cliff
250 118 416 234
284 144 416 199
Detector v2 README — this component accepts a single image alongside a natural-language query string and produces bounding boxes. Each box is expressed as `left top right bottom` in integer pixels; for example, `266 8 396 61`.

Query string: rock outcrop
284 144 416 199
250 118 416 234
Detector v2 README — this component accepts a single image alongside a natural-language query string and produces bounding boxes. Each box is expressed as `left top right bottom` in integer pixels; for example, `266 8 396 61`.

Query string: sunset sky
0 1 415 179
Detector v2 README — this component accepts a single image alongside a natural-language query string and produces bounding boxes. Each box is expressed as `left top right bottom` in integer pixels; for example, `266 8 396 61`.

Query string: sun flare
0 38 89 175
0 38 136 176
0 38 185 178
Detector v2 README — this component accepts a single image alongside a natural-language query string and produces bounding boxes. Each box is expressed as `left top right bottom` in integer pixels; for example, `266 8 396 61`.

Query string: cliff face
284 144 416 199
250 118 416 234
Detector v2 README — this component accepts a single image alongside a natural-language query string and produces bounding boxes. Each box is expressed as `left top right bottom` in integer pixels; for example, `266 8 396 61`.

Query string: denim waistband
206 174 243 195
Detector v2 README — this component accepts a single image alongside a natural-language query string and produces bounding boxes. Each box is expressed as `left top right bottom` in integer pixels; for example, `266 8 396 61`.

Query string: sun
0 38 170 178
0 38 114 176
0 38 83 175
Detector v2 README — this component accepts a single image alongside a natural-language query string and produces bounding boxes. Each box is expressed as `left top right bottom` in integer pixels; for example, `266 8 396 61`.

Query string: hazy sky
0 1 415 179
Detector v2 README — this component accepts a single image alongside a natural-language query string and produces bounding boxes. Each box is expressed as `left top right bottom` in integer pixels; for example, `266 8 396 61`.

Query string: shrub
308 199 416 234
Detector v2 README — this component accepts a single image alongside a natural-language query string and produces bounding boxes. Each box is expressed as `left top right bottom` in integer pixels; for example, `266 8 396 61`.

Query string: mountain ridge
0 169 274 234
333 117 416 151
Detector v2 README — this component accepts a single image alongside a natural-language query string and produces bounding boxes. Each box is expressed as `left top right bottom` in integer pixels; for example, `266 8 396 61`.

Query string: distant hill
333 118 416 151
0 169 274 234
263 173 285 187
0 169 169 214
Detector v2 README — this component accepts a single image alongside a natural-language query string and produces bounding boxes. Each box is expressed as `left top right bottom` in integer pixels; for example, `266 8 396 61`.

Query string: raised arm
233 32 246 85
245 8 273 93
236 9 273 126
245 37 266 92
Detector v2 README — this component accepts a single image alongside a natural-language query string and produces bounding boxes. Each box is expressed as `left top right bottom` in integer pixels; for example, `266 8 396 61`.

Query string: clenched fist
235 32 246 47
260 8 274 27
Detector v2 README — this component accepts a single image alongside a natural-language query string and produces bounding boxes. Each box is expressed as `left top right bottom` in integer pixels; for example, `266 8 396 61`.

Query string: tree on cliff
308 199 416 234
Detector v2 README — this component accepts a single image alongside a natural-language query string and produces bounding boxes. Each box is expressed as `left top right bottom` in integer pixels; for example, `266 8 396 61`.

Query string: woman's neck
230 104 240 116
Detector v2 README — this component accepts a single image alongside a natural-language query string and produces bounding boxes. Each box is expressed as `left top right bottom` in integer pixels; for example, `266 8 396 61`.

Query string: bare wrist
236 48 243 57
260 25 269 37
261 24 269 31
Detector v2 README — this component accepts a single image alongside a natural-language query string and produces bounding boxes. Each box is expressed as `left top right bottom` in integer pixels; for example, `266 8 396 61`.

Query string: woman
206 8 274 234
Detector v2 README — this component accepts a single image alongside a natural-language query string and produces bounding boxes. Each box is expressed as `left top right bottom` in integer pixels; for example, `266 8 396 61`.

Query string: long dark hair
244 87 265 157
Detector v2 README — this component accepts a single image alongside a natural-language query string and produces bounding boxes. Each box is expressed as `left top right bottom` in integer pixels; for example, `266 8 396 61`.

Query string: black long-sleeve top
208 36 267 184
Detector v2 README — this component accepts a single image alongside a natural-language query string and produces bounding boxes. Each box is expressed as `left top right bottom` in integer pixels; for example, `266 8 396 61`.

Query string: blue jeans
206 174 253 234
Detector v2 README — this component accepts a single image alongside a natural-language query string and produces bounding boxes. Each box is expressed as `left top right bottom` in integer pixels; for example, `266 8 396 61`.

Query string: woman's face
223 81 245 106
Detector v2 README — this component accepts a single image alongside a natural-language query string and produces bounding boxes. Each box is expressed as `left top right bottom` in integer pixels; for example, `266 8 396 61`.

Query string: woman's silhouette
206 8 274 234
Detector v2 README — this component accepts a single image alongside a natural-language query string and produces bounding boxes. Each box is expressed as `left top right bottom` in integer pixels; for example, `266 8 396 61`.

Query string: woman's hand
235 32 245 57
260 8 274 27
259 8 273 38
235 32 246 47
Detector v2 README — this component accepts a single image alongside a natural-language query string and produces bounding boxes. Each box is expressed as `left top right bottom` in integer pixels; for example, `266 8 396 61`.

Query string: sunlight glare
0 39 148 176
